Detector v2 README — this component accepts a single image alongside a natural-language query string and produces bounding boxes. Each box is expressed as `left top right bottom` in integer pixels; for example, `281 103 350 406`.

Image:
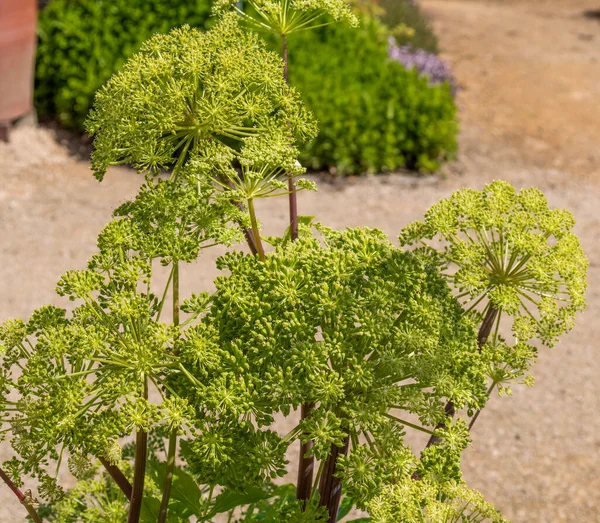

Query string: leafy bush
35 0 456 175
378 0 439 54
35 0 214 130
288 17 458 174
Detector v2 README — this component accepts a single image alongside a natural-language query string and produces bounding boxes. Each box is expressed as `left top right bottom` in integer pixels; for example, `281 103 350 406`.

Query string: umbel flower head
368 478 508 523
174 226 489 495
213 0 358 36
87 14 316 181
400 180 587 348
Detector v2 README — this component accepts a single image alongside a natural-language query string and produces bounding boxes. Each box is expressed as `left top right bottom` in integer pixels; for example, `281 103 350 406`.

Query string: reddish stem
318 435 350 523
282 35 299 242
424 305 499 448
127 428 148 523
99 457 133 499
296 402 315 504
0 466 42 523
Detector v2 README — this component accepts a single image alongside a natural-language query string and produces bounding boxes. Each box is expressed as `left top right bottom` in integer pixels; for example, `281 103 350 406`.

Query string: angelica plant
400 181 587 439
0 4 588 523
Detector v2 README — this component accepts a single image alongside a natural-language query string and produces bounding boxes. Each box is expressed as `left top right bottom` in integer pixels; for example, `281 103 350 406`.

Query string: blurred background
0 0 599 521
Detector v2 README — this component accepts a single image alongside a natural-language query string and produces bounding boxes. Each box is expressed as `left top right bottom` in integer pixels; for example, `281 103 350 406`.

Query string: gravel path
0 1 599 521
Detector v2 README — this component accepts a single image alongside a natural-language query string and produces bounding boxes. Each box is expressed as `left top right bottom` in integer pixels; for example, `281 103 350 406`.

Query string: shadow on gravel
583 9 600 20
42 121 94 162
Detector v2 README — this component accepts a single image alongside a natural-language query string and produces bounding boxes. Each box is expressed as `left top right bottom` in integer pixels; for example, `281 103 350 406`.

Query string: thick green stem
247 198 265 260
0 466 43 523
172 261 179 328
99 457 132 499
158 432 178 523
317 435 350 523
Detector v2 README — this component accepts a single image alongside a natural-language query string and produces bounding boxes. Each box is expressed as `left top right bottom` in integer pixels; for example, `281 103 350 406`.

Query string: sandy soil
421 0 600 180
1 0 599 521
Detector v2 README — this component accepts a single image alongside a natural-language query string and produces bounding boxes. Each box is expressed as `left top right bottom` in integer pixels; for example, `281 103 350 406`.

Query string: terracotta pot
0 0 37 124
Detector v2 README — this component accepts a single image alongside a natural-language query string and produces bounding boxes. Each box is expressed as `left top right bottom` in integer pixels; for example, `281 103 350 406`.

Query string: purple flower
388 37 457 96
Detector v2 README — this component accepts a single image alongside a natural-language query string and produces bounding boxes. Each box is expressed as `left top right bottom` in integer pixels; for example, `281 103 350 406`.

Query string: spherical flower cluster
368 478 508 523
400 180 588 349
172 226 490 505
87 15 316 182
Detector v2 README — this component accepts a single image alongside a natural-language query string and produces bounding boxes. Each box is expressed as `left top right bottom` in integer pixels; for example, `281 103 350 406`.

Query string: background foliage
377 0 439 53
288 17 457 174
35 0 214 130
35 0 457 174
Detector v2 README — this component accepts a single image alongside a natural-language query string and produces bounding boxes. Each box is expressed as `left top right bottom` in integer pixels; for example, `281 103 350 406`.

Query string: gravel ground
0 0 599 521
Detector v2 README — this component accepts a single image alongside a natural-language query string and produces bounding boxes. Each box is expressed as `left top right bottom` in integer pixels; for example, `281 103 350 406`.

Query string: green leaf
147 460 205 517
337 496 354 520
210 485 273 517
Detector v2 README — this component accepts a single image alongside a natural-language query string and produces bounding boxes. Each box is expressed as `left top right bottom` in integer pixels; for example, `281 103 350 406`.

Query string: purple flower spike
388 37 457 96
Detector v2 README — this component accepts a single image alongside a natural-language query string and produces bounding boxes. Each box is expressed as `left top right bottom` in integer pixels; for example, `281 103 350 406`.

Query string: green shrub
378 0 439 53
35 0 213 130
36 1 456 175
287 17 458 174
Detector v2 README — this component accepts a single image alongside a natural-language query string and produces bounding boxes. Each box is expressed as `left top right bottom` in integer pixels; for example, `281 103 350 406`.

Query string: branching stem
247 198 265 260
424 305 499 448
99 457 133 499
468 381 497 431
0 466 42 523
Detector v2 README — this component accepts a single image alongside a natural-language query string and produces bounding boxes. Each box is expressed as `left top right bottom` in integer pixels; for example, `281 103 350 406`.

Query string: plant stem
0 466 43 523
247 198 265 260
217 173 258 255
424 305 499 448
128 379 149 523
281 34 299 242
172 261 180 328
296 402 315 504
158 261 180 522
158 432 177 523
99 457 133 499
282 33 312 504
282 35 289 84
317 435 350 523
468 381 496 431
477 305 499 348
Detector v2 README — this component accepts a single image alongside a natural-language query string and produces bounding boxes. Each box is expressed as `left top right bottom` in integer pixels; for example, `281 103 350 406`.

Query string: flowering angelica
401 180 587 401
0 4 588 523
87 14 316 182
213 0 358 36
